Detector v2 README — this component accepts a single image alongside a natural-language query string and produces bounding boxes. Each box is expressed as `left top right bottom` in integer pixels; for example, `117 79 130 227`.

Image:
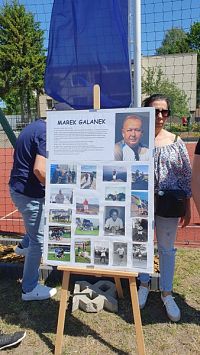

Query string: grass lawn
75 228 99 236
0 248 199 354
75 255 91 263
48 253 70 262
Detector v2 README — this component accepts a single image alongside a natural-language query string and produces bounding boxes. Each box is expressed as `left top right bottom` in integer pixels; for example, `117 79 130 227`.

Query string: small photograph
105 186 126 202
50 186 73 204
131 191 148 217
76 193 99 215
132 218 148 242
103 165 127 183
48 244 71 262
49 209 72 224
50 164 77 184
80 165 96 189
132 243 147 268
94 242 109 265
49 226 71 242
75 240 91 263
114 112 149 161
113 242 127 266
131 166 148 190
75 217 99 236
104 206 125 236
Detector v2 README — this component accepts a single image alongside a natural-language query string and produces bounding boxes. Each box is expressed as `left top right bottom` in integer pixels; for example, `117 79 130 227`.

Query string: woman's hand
180 198 191 228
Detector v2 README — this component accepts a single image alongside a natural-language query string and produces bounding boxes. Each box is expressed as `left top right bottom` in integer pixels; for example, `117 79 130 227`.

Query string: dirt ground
0 248 199 355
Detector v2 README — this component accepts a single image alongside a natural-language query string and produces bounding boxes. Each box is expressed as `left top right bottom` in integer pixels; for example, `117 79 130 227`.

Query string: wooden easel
54 85 146 355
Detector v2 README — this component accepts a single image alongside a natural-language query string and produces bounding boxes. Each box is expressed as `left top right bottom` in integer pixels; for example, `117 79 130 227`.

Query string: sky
0 0 199 56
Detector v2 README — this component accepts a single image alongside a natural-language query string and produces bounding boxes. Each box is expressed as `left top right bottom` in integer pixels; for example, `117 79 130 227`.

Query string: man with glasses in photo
114 115 149 161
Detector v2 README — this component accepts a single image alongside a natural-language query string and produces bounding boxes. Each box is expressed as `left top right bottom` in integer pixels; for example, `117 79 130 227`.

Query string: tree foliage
142 67 189 118
0 0 45 120
188 22 200 106
156 28 191 55
188 22 200 53
156 23 200 106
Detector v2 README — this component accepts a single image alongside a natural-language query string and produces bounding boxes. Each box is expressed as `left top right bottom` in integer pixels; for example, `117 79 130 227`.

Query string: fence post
0 109 17 148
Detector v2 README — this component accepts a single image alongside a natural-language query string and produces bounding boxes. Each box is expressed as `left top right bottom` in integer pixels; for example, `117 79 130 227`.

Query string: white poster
44 108 155 273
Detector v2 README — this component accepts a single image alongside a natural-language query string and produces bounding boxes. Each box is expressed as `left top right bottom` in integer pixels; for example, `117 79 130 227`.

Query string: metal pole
0 109 17 148
133 0 141 107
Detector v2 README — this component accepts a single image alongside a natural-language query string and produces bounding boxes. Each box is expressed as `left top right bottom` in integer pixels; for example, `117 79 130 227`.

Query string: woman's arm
180 198 191 228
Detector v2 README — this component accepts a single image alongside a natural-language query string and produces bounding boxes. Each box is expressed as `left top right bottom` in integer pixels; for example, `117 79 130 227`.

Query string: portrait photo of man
114 113 149 161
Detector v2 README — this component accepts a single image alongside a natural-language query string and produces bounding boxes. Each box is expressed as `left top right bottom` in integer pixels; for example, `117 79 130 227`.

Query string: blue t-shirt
9 119 46 198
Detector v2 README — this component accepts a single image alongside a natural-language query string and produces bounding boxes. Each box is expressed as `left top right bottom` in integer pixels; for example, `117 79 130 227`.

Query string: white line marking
0 209 18 220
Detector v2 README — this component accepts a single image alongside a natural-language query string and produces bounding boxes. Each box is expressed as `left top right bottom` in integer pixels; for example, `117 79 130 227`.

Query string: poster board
44 108 155 274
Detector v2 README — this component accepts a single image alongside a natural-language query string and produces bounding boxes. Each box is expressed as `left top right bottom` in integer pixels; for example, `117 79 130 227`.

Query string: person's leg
15 233 30 256
155 215 180 321
20 233 29 249
10 190 44 292
137 271 150 309
155 215 179 294
10 189 57 300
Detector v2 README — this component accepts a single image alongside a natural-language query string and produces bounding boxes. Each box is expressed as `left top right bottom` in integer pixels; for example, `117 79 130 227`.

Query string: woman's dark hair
142 94 171 112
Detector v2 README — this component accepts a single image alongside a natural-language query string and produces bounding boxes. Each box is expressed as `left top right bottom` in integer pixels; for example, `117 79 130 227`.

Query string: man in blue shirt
9 119 57 301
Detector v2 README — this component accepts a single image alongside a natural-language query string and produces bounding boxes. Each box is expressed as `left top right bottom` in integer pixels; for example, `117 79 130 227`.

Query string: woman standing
138 94 191 322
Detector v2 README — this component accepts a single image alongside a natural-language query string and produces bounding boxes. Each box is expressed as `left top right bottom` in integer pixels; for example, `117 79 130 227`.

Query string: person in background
191 138 200 215
181 116 187 127
55 189 64 204
0 330 26 350
138 94 191 322
9 119 57 301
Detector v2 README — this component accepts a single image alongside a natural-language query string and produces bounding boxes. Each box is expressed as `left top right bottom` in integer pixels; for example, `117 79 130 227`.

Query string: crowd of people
1 92 200 350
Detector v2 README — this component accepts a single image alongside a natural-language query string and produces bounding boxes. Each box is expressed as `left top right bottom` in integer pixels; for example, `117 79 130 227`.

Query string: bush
166 122 200 133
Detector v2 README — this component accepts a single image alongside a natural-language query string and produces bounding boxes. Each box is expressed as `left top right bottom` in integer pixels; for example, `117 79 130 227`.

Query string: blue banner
45 0 131 109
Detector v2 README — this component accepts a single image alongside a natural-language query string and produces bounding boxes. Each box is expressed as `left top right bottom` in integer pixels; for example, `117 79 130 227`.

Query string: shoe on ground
22 284 57 301
138 286 149 309
0 331 26 350
15 244 28 257
161 294 181 322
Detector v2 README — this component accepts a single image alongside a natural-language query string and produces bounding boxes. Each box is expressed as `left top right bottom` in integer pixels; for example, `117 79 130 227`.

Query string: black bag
155 190 187 218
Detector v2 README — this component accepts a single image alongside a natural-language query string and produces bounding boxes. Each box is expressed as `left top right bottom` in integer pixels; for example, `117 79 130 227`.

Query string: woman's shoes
161 294 181 322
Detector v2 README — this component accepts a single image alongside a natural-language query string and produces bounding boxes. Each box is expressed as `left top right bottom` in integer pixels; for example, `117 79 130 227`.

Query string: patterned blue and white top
154 138 192 197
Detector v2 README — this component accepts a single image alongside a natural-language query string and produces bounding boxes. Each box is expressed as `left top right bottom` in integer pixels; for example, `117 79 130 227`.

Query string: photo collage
44 108 155 273
45 161 153 271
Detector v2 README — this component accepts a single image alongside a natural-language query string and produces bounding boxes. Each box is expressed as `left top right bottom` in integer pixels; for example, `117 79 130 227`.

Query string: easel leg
129 277 145 355
55 271 70 355
114 277 124 298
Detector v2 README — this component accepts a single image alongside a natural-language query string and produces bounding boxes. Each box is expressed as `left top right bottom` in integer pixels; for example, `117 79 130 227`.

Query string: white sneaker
22 284 57 301
15 245 28 257
161 294 181 322
138 286 149 309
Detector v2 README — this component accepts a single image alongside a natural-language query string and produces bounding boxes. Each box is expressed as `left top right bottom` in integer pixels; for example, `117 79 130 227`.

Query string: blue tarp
44 0 131 109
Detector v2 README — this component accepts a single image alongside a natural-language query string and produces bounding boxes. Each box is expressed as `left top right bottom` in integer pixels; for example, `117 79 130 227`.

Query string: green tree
142 67 189 118
0 0 45 121
156 24 200 106
156 28 191 55
188 22 200 106
188 22 200 52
